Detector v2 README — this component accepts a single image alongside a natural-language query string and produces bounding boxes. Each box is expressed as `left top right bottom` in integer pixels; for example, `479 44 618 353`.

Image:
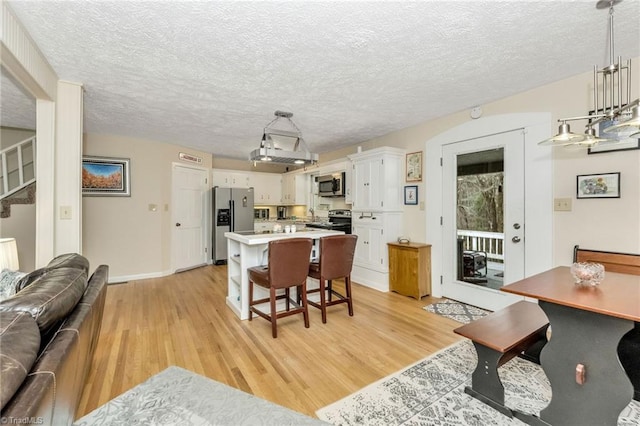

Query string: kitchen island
224 228 344 320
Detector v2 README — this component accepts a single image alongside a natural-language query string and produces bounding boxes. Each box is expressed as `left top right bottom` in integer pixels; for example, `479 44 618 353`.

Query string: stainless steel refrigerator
212 187 254 264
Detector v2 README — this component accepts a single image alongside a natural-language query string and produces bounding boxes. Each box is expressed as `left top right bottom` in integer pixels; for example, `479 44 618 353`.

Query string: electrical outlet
60 205 72 219
554 198 572 211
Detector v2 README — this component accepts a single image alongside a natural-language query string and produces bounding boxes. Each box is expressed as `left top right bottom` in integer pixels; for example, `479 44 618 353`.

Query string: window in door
456 148 505 290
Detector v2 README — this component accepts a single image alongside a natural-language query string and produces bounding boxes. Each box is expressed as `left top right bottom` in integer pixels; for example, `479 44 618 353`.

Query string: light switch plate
554 198 572 211
60 205 72 219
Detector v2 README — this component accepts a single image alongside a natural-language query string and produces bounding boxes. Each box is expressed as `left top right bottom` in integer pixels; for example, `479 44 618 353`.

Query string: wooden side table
387 242 431 299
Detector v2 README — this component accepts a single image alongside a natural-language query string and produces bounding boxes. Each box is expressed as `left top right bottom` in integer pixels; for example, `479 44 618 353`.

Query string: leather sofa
0 254 108 425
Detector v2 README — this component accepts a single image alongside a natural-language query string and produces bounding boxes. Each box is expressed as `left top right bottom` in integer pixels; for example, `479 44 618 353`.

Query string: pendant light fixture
249 111 319 165
539 0 639 147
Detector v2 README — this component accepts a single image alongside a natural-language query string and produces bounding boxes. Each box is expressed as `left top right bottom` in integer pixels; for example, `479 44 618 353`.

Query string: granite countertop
225 229 343 245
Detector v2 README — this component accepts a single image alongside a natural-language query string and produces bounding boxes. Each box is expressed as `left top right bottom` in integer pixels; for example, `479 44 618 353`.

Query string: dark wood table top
501 266 640 322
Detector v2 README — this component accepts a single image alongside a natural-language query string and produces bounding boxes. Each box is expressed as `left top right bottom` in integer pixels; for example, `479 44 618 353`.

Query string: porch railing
457 229 504 263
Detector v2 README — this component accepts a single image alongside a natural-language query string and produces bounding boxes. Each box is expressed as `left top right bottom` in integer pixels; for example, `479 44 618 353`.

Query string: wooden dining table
501 266 640 426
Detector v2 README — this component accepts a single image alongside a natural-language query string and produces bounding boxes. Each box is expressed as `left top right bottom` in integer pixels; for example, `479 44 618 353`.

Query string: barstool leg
249 280 254 321
285 288 290 311
319 277 327 324
345 276 353 316
270 287 278 338
300 282 310 329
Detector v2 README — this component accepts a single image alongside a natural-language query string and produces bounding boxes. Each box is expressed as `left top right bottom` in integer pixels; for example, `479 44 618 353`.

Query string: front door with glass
442 130 524 311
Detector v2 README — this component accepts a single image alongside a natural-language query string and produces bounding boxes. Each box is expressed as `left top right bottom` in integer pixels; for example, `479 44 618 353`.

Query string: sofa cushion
0 268 87 332
15 253 90 292
0 311 41 409
46 253 90 275
0 269 26 301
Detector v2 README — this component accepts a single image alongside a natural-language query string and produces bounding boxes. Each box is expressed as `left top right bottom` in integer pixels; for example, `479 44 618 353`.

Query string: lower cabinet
388 242 432 299
351 211 402 292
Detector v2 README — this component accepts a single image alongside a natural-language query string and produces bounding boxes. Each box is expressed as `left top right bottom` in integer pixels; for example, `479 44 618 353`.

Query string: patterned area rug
74 366 326 426
316 340 640 426
423 298 491 324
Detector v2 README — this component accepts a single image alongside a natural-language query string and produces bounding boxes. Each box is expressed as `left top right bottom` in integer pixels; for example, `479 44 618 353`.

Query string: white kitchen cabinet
350 211 403 292
212 169 251 188
348 147 404 211
281 172 308 205
250 172 282 205
352 221 385 270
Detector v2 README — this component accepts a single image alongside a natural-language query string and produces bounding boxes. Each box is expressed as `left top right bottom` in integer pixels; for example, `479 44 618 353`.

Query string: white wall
0 129 37 271
83 60 639 279
0 204 36 271
320 58 640 265
82 133 212 280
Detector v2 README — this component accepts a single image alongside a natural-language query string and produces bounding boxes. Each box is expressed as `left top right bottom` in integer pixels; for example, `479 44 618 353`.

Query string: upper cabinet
213 169 283 204
348 147 404 211
211 169 251 188
250 172 282 205
281 171 309 205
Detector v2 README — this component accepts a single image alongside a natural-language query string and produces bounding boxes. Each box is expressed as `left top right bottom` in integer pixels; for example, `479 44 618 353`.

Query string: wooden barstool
248 238 313 338
307 234 358 323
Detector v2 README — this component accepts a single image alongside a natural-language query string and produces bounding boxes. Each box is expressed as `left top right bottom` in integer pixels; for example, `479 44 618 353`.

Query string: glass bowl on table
570 262 605 286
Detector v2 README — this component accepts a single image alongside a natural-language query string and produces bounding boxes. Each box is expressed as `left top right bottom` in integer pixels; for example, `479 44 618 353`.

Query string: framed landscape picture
82 156 131 196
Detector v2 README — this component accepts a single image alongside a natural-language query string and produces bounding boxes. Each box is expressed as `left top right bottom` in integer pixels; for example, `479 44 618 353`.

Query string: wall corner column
54 80 83 255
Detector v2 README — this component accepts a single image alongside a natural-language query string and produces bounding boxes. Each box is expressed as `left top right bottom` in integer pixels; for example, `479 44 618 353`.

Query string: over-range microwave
317 172 345 197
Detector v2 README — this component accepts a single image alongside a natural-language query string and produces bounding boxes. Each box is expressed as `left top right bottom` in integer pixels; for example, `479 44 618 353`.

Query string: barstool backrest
319 235 358 280
268 238 313 289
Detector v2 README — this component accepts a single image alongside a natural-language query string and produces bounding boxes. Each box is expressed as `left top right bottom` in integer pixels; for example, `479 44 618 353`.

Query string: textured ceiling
3 0 639 161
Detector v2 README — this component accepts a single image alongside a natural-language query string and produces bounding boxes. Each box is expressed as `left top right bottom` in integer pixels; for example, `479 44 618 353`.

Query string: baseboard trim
108 269 174 284
351 265 389 292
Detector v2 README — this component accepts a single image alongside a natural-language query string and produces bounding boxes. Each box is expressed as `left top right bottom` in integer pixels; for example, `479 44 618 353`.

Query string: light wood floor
76 265 462 420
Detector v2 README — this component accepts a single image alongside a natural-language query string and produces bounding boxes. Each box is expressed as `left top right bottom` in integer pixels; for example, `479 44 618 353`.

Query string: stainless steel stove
305 209 352 234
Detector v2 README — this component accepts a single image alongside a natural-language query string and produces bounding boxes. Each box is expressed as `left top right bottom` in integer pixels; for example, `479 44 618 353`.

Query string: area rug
74 366 327 426
423 298 491 324
316 339 640 426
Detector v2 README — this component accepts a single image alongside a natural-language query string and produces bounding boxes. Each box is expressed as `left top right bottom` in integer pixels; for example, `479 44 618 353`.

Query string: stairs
1 182 36 218
1 136 36 218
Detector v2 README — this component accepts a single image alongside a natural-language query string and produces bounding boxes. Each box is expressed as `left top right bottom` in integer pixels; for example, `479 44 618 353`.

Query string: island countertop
224 228 345 320
225 229 343 245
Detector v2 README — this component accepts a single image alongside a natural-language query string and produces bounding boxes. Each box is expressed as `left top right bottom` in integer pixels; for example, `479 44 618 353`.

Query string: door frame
425 113 553 300
171 162 211 273
442 132 524 311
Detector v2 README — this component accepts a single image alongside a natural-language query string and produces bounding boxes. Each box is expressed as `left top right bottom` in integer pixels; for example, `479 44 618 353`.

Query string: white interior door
172 164 209 272
441 130 525 311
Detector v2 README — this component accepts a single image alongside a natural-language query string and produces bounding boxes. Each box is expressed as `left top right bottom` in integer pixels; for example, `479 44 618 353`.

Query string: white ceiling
2 0 639 161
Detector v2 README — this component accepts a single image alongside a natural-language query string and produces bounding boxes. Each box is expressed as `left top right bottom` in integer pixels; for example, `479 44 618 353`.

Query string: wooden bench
454 301 549 417
573 245 640 275
574 245 640 402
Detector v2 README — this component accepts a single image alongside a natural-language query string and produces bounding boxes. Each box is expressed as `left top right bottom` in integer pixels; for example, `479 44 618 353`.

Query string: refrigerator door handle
229 200 235 231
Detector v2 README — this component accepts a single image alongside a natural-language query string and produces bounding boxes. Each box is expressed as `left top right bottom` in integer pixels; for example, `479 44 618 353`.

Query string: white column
54 81 83 255
35 99 55 267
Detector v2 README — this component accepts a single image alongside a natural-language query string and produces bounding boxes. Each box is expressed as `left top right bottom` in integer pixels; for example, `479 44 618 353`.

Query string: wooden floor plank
76 264 461 419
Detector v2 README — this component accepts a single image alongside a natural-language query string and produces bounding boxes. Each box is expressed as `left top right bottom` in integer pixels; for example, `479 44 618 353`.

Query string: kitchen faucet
309 207 316 222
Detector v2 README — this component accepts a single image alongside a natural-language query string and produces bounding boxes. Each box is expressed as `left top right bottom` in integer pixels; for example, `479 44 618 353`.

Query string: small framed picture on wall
576 172 620 199
404 185 418 205
406 151 422 182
